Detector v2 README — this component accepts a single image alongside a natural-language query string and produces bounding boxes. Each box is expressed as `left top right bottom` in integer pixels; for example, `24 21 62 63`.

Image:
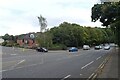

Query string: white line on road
0 70 8 72
17 60 25 65
16 61 44 69
98 61 104 69
64 75 71 78
81 61 94 69
101 64 105 69
11 60 25 68
61 75 71 80
92 74 97 79
88 73 95 79
96 56 101 60
1 62 44 72
10 54 17 56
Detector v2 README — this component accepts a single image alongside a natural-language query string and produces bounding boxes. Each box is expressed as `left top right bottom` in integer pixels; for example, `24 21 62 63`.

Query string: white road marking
96 56 101 60
64 75 71 78
0 70 8 72
81 61 94 69
80 74 82 76
88 73 95 79
17 60 25 65
10 54 17 56
1 62 44 72
92 74 97 79
101 64 105 69
61 75 71 80
11 60 25 68
3 70 8 72
98 63 103 69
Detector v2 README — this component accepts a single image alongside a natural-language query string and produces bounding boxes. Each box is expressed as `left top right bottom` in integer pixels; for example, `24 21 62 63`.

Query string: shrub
6 43 12 47
2 41 7 46
48 44 67 50
13 43 19 47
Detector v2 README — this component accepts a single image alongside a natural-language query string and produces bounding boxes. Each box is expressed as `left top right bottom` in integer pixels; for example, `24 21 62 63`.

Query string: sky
0 0 102 36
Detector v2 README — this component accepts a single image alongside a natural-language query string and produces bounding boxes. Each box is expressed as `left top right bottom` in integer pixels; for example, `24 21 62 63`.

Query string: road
1 46 114 79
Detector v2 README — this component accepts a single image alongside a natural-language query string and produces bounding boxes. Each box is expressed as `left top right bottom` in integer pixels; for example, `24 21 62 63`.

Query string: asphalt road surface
0 46 114 79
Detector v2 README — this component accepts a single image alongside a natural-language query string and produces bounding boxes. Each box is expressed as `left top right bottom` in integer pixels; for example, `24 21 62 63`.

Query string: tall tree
91 1 120 46
37 15 47 32
37 15 48 47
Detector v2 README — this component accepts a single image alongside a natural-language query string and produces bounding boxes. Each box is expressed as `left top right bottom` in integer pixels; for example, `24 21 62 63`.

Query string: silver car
104 45 110 50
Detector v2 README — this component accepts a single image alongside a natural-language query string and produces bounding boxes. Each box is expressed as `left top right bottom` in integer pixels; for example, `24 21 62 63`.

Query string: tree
37 15 47 32
50 22 114 47
36 32 52 48
50 22 84 47
91 2 120 46
37 15 48 47
2 33 10 41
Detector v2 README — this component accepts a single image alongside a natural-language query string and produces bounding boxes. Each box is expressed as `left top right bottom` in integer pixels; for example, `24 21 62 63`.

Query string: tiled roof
17 33 37 40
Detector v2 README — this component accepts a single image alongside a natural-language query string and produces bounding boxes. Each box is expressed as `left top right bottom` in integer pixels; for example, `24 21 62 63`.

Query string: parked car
99 45 102 49
94 45 102 50
104 45 110 50
36 47 48 52
69 47 78 52
83 45 90 50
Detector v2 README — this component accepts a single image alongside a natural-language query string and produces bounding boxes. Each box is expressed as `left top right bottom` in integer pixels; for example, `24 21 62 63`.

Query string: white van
83 45 90 50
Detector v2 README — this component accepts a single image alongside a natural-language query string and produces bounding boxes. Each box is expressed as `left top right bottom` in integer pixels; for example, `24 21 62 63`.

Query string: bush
48 44 67 50
6 43 13 47
19 46 24 48
13 43 19 47
2 41 7 46
6 44 11 47
2 41 20 47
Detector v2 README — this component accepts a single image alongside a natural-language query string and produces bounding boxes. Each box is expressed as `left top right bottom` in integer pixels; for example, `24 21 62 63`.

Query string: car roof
83 45 89 46
71 47 76 48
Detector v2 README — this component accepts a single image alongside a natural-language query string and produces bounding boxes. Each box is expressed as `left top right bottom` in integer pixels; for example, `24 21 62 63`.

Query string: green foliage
2 34 17 43
2 22 114 49
2 41 7 46
1 40 19 47
13 43 19 47
48 44 67 50
37 15 47 32
36 32 53 48
2 34 10 41
49 22 114 47
6 43 13 47
91 2 120 46
50 22 84 47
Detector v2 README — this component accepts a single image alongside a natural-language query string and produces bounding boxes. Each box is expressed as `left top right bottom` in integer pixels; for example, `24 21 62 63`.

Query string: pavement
97 47 119 79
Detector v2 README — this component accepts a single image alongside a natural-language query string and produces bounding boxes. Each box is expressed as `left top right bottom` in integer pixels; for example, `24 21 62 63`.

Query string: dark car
69 47 78 52
36 47 48 52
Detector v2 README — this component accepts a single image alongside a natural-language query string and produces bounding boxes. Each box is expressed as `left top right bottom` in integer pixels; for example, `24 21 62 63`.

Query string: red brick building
17 33 37 48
